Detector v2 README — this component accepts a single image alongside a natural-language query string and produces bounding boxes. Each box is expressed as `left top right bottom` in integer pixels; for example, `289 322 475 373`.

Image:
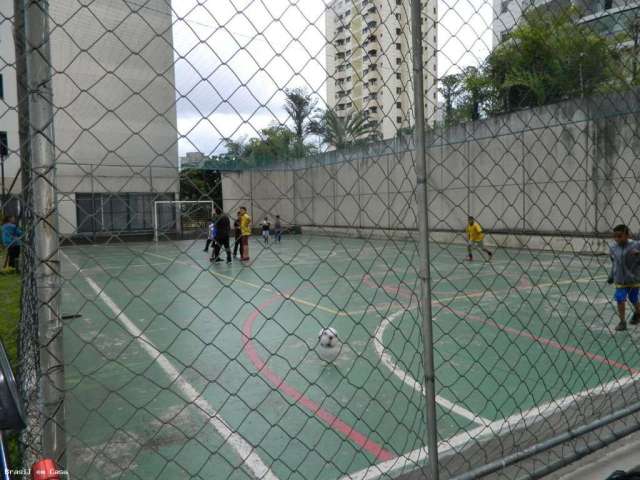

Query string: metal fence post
25 0 65 466
410 0 440 478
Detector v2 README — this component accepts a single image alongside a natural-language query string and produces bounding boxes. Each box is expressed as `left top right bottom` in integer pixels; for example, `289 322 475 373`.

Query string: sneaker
214 258 223 263
466 256 473 262
631 313 640 325
615 322 628 331
227 260 232 264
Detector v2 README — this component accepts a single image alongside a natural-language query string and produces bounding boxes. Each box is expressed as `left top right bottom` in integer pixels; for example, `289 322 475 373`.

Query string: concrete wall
51 0 179 236
0 1 179 235
222 90 640 252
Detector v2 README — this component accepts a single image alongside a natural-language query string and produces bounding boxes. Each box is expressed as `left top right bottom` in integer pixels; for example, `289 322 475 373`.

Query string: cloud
170 0 494 155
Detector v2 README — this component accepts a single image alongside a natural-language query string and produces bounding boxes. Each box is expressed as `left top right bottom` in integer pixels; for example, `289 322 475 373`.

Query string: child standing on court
233 210 242 258
466 216 493 261
608 224 640 331
274 215 282 243
239 206 251 262
2 216 22 271
211 207 232 264
204 218 216 253
262 217 271 245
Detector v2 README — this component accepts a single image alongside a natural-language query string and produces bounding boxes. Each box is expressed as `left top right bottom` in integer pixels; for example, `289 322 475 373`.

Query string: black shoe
631 313 640 325
615 322 628 331
214 258 223 263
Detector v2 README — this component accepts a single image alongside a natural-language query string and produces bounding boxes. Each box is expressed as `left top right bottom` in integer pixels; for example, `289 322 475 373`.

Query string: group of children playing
204 207 283 264
467 216 640 333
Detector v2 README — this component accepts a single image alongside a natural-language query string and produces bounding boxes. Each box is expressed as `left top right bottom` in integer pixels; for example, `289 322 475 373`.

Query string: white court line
141 250 349 316
341 373 640 480
345 328 638 480
79 262 170 272
373 308 493 427
62 252 279 480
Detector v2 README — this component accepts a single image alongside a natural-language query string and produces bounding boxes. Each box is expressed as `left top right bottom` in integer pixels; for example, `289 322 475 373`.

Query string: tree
486 6 623 111
459 66 497 121
314 109 380 149
222 125 316 167
180 158 223 212
438 74 464 125
284 88 318 155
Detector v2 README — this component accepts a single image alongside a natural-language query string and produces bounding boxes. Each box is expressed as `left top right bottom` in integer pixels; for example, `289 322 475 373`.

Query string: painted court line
373 307 493 427
62 252 279 480
365 274 638 375
341 373 640 480
439 303 640 375
242 292 395 462
142 250 349 317
435 274 608 304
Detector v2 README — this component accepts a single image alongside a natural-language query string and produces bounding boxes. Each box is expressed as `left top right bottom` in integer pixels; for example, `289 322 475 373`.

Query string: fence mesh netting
3 0 640 479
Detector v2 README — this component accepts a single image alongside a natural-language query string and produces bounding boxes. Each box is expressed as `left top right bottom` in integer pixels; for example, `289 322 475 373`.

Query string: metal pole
25 0 65 466
410 1 440 479
452 398 640 480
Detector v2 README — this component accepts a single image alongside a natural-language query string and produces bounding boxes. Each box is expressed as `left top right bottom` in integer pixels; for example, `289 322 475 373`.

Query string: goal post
153 200 215 242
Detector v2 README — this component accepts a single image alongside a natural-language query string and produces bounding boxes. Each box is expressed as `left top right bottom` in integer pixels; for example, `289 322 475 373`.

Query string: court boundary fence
7 1 640 479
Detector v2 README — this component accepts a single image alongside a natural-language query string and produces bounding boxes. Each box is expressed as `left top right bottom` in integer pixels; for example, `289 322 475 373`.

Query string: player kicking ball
608 224 640 332
466 216 493 261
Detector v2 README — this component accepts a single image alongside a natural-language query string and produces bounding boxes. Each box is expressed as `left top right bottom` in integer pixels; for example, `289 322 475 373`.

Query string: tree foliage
441 6 625 125
314 109 380 148
284 87 318 154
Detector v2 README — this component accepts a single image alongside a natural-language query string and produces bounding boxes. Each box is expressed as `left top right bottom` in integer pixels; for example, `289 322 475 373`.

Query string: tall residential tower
326 0 438 140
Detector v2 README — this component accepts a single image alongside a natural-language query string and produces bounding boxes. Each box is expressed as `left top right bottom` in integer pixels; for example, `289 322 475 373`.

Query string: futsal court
58 234 640 480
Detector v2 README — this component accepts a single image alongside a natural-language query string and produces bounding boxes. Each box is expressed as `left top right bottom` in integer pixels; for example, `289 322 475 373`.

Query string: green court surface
59 235 640 480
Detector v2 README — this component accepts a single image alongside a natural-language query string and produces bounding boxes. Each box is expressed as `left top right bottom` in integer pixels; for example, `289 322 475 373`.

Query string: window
396 116 403 123
604 0 613 8
0 131 7 157
0 74 4 100
76 193 175 234
396 102 402 108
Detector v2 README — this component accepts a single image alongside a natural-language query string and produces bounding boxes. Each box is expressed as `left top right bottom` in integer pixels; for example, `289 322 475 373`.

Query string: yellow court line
141 250 349 316
435 274 608 304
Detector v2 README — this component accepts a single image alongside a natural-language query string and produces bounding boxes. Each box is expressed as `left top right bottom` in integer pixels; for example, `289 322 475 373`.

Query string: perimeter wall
222 90 640 253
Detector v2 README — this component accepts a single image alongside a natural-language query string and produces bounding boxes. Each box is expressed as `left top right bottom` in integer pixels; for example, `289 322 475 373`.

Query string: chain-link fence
3 0 640 479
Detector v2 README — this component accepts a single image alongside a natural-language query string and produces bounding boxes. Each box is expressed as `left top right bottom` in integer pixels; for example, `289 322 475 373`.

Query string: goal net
153 200 215 242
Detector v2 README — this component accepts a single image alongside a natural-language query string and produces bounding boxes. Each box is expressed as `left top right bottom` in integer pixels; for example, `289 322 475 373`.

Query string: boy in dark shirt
211 207 232 264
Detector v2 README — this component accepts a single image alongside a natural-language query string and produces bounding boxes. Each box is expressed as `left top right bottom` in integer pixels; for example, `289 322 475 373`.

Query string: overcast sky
170 0 494 156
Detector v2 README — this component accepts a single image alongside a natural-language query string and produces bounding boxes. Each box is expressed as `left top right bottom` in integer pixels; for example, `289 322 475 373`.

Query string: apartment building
0 0 179 237
326 0 438 140
493 0 640 46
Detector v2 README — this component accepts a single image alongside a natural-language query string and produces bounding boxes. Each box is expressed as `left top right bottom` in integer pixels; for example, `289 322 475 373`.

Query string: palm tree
314 109 379 149
284 88 318 154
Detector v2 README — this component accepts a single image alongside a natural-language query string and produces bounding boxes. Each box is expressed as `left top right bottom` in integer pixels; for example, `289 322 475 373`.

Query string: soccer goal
153 200 215 242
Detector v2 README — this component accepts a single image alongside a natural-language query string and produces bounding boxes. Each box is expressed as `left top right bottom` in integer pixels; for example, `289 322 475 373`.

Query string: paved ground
58 235 640 479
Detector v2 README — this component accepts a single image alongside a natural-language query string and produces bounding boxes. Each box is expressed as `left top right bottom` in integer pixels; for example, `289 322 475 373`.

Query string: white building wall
0 1 21 199
0 0 179 235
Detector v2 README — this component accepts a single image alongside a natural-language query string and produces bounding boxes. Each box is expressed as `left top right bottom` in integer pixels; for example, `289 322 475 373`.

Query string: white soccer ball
317 327 340 362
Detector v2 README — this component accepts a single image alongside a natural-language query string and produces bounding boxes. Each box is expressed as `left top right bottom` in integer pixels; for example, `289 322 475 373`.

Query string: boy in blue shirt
2 216 22 270
608 224 640 331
